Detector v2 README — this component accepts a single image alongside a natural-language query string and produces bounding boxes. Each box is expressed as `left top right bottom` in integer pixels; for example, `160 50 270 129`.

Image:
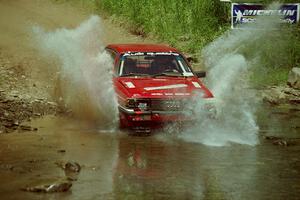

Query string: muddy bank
0 51 58 133
261 85 300 105
0 0 154 134
0 92 58 133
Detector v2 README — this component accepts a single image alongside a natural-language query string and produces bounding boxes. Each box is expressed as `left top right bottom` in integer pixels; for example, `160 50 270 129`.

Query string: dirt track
0 0 154 133
0 1 153 198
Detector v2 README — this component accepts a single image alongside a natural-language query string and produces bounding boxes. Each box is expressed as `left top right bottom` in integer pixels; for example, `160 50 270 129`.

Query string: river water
0 104 299 200
1 0 299 199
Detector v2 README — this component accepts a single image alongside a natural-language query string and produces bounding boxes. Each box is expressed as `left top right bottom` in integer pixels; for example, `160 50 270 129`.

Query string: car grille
150 99 185 111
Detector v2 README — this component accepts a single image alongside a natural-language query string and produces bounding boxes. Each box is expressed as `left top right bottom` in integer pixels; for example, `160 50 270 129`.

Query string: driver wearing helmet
150 55 177 75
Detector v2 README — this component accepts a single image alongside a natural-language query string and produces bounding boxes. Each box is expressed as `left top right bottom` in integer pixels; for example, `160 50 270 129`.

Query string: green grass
56 0 300 86
94 0 300 86
95 0 230 53
250 66 290 87
232 0 300 3
239 24 300 86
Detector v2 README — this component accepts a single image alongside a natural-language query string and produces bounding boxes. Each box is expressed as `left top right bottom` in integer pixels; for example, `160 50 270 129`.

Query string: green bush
59 0 300 85
96 0 230 53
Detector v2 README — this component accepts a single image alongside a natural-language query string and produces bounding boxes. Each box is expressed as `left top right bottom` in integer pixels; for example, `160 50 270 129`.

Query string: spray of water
33 16 118 127
180 3 283 146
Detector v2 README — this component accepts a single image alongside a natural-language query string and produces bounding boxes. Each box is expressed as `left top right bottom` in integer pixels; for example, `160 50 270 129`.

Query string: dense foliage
95 0 300 85
96 0 229 53
61 0 300 85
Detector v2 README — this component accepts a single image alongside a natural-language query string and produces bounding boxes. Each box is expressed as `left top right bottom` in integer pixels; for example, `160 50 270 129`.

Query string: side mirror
186 56 194 63
194 71 206 78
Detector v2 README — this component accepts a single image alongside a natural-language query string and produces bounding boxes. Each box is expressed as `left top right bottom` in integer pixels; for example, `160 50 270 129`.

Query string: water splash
33 16 118 127
180 3 283 146
181 55 258 146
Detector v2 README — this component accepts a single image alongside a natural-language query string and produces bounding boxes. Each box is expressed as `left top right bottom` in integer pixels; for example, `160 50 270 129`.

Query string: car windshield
119 52 193 77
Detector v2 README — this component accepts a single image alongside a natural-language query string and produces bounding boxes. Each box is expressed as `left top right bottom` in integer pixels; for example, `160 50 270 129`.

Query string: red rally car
105 44 214 130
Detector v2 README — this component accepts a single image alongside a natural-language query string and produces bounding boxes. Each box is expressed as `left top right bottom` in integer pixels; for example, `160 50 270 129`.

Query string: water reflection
112 136 260 200
0 113 299 200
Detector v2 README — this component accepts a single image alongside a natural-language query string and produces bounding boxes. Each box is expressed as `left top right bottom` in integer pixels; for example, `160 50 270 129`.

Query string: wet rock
65 174 78 181
289 98 300 104
264 136 282 140
0 99 9 103
34 113 41 117
272 139 289 146
288 67 300 89
262 86 286 104
19 125 37 131
65 161 81 173
22 180 72 193
55 161 81 181
265 136 297 147
262 85 300 105
0 75 57 134
283 87 300 96
47 101 57 107
264 136 290 146
55 161 81 173
3 122 15 128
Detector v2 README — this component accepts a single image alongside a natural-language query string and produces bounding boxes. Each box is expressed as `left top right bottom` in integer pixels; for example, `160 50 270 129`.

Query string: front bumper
119 106 193 115
118 98 218 129
118 106 195 128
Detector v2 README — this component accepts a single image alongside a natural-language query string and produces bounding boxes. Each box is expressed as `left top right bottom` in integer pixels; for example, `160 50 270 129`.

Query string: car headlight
125 98 149 111
126 98 136 108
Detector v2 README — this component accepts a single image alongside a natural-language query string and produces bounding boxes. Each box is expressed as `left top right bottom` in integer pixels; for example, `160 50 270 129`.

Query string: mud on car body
105 44 214 131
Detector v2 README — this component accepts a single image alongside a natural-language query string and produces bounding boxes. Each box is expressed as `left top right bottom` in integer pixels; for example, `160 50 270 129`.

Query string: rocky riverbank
261 85 300 105
261 67 300 105
0 92 58 133
0 52 58 133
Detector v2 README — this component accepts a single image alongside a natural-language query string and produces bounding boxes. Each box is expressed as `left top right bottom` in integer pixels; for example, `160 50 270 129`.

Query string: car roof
106 44 180 54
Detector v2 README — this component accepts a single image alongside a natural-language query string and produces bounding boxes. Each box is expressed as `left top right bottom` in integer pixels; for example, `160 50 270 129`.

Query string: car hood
118 77 213 99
